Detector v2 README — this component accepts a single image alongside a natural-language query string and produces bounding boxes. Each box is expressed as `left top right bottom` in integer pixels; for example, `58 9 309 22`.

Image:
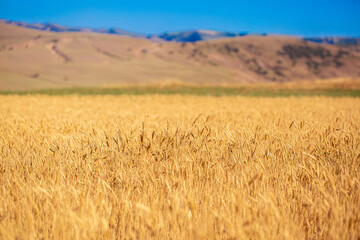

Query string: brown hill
0 22 360 90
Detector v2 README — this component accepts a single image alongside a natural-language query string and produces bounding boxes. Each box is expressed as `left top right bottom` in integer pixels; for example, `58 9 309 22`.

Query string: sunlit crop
0 95 359 239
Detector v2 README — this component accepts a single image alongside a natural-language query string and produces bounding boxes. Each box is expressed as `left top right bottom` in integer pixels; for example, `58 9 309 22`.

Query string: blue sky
0 0 359 36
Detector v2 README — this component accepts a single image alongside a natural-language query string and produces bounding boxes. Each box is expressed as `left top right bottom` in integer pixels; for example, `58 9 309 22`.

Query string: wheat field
0 95 359 239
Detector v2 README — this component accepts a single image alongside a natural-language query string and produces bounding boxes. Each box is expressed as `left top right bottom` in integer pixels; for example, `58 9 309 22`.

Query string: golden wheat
0 95 359 239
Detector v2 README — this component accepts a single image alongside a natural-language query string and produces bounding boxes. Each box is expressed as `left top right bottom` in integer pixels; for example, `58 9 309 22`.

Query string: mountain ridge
2 19 360 45
1 20 145 38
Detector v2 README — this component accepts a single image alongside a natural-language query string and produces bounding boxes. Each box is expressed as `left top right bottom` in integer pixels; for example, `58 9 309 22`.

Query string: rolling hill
0 21 360 90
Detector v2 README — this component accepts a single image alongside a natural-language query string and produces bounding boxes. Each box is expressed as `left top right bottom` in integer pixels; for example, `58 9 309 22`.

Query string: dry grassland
0 95 359 239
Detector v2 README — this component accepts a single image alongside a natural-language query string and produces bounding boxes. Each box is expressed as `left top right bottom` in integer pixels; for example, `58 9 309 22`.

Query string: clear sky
1 0 359 36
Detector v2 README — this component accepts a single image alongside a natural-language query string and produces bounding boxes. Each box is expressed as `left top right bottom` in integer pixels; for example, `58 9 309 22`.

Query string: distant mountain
303 37 360 46
2 20 264 42
3 20 145 38
3 20 360 45
151 30 256 42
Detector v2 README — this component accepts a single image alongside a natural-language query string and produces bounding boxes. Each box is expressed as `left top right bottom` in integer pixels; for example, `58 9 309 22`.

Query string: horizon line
1 18 360 39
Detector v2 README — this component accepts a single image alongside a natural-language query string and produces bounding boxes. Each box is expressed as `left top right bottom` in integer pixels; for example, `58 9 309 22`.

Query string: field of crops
0 95 359 239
